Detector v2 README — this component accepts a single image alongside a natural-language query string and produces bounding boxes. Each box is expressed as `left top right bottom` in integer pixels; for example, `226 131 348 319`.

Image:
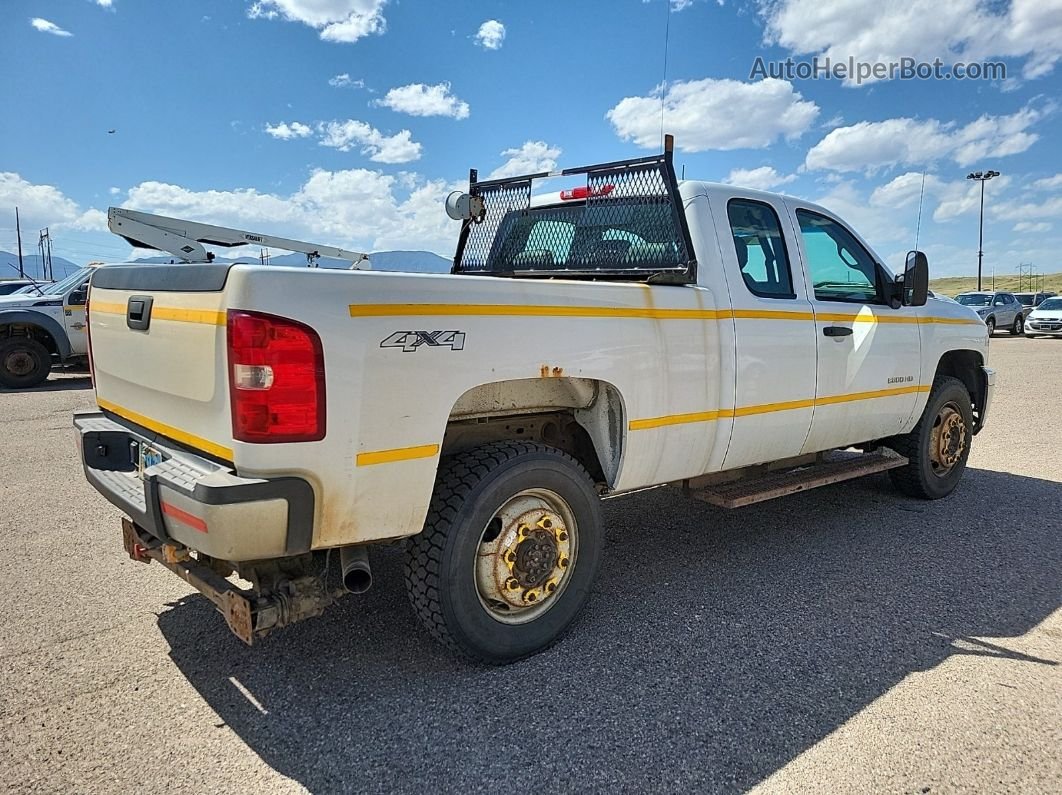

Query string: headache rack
452 134 697 283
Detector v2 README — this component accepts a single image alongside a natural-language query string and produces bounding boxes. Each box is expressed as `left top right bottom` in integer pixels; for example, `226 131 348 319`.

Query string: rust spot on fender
539 365 564 378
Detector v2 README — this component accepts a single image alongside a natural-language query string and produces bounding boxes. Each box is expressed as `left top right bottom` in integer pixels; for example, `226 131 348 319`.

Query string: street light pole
966 170 1000 291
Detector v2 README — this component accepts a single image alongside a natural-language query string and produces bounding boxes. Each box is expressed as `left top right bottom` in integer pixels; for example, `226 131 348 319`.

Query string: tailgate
88 264 235 461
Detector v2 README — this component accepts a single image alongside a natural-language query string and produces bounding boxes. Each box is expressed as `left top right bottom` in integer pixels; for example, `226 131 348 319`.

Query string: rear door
788 205 923 453
712 192 817 469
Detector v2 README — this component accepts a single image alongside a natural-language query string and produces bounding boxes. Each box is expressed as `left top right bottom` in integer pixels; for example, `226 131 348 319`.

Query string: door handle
823 325 853 337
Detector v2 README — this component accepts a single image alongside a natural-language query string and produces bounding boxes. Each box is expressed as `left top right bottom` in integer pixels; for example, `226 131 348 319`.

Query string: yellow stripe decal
89 302 225 326
96 398 235 461
350 303 728 320
629 409 733 431
349 302 980 325
356 443 440 467
629 384 931 430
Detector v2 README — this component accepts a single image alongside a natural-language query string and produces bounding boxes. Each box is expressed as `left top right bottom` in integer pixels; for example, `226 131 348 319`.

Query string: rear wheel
405 441 602 664
886 376 973 499
1012 314 1024 335
0 338 50 389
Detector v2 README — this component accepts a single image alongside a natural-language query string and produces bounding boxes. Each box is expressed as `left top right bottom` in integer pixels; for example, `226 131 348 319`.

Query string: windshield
1035 298 1062 311
37 267 92 297
1016 295 1035 306
956 294 991 307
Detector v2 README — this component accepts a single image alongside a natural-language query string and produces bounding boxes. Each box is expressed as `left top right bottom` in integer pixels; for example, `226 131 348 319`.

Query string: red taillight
227 310 326 443
559 184 615 201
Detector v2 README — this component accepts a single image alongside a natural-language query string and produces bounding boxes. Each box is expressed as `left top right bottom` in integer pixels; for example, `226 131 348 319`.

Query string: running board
689 451 908 509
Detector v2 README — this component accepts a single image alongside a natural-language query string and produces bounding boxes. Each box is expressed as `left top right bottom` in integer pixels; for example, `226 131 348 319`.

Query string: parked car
927 289 958 304
955 291 1025 335
74 143 993 663
1025 296 1062 337
1015 291 1057 314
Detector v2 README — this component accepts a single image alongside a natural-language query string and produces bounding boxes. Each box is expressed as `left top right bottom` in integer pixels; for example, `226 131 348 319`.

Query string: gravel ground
1 341 1059 794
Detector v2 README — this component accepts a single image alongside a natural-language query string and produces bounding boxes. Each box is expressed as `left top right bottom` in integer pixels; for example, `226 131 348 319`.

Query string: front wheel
985 317 995 335
0 338 51 389
405 441 602 664
1012 314 1024 335
886 376 973 499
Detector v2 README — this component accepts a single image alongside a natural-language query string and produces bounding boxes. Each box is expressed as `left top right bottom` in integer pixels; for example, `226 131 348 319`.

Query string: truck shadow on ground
0 373 93 393
159 467 1061 794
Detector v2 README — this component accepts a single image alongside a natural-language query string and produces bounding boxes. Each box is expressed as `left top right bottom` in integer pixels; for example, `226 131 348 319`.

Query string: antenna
15 207 24 278
914 170 926 250
659 0 672 148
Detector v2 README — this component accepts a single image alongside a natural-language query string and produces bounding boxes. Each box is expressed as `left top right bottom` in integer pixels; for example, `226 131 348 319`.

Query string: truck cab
74 140 993 662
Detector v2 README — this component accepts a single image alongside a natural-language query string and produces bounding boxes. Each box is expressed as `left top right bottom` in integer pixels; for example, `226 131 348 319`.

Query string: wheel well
934 349 985 427
441 378 626 489
0 323 59 357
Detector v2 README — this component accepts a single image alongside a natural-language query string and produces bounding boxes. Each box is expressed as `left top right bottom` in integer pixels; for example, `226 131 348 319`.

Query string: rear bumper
74 410 314 561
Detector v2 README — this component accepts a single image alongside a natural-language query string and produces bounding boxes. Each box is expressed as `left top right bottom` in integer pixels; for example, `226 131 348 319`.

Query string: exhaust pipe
339 545 373 594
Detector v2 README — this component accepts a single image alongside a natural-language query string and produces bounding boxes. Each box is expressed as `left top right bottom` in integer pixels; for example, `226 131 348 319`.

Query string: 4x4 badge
380 330 466 353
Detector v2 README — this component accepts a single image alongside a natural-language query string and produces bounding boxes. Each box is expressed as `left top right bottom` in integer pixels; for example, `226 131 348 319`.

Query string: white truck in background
74 139 993 663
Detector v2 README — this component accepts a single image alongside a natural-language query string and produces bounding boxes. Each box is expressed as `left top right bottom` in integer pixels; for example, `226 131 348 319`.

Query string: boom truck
74 138 992 663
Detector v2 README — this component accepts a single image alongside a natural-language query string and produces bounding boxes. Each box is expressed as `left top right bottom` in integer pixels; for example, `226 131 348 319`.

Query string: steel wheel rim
928 401 967 477
4 349 35 377
474 488 578 625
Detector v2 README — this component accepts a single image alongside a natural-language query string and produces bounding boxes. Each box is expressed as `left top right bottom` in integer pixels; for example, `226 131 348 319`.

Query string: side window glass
726 199 795 299
796 210 880 304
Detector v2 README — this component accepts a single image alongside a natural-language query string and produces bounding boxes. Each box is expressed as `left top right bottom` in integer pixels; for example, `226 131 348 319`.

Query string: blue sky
2 0 1060 277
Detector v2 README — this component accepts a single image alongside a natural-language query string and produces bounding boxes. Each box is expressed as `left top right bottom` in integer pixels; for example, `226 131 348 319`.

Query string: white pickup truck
75 141 992 663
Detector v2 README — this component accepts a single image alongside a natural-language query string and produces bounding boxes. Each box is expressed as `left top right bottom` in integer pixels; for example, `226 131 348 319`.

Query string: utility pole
15 207 24 277
38 228 53 281
966 170 1000 291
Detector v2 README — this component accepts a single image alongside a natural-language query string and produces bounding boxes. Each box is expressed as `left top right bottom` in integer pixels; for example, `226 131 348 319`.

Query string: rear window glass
485 200 684 274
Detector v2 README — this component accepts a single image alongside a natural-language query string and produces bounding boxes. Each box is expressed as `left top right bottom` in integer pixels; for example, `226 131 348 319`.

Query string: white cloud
264 121 313 139
247 0 387 44
376 82 469 119
804 108 1042 173
1013 221 1051 233
317 120 421 163
488 141 562 179
30 18 73 36
607 78 819 151
1031 174 1062 191
475 20 506 50
867 170 1018 223
0 174 105 255
121 168 460 255
95 1 115 9
642 0 697 9
760 0 1062 83
263 119 421 163
108 187 121 195
722 166 796 191
328 73 365 89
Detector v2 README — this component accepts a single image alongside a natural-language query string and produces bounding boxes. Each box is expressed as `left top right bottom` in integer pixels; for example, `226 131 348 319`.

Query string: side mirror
902 250 929 307
68 287 88 306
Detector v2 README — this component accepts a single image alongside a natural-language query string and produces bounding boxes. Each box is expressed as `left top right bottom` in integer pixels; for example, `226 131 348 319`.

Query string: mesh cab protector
452 136 697 284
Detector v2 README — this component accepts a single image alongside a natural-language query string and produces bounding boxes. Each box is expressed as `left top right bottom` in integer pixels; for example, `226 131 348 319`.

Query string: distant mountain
131 249 453 273
360 250 452 273
0 251 80 281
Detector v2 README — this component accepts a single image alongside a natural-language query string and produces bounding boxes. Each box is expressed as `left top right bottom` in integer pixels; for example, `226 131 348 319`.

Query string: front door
63 277 90 355
789 206 923 453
